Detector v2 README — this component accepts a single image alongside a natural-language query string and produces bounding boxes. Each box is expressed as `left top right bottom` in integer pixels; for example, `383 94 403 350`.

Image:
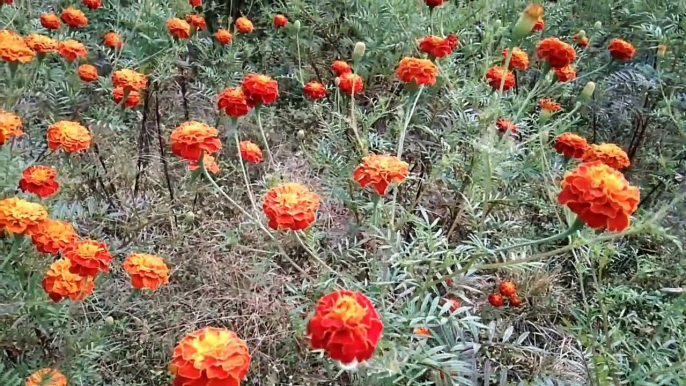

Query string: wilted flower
582 143 630 170
554 133 589 159
218 88 251 118
123 253 170 290
77 64 98 82
263 183 320 231
167 18 191 39
235 16 253 33
40 13 61 30
338 73 363 95
58 39 87 62
42 259 94 302
353 154 408 195
170 121 221 161
47 121 92 152
239 140 263 164
26 368 68 386
30 219 77 254
242 74 279 105
537 38 576 68
608 38 635 61
485 66 515 91
0 197 48 235
63 239 112 277
397 57 438 86
60 8 88 28
19 165 60 198
303 81 327 100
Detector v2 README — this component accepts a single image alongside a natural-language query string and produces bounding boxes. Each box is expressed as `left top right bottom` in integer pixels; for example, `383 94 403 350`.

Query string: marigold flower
496 118 517 134
0 40 35 63
502 47 529 70
303 81 327 100
40 13 61 30
26 368 68 386
19 165 60 198
0 110 23 145
532 17 544 31
331 60 351 76
61 7 88 28
215 28 232 45
554 132 588 159
167 18 191 39
509 295 523 307
30 219 77 254
446 33 458 49
77 64 98 82
397 57 438 86
307 290 383 365
24 34 57 54
58 39 87 62
538 98 562 112
103 31 123 49
41 259 94 302
217 88 250 117
112 68 147 91
499 281 516 297
239 140 263 164
537 37 576 68
113 87 141 107
488 293 503 307
263 183 320 231
573 34 588 48
485 66 515 91
414 326 431 337
189 0 201 6
608 38 635 61
82 0 101 10
241 74 278 105
558 161 639 231
123 253 169 290
353 154 408 195
418 35 452 58
513 4 544 39
170 121 221 161
0 197 48 235
553 64 576 82
274 14 287 27
582 143 630 170
424 0 444 7
338 72 363 95
188 153 219 173
47 121 91 152
63 239 112 277
235 16 253 33
0 29 19 44
170 327 250 386
186 14 206 30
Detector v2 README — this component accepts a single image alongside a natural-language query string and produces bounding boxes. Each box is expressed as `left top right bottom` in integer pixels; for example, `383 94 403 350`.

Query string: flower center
77 243 100 257
276 193 299 208
328 295 366 325
190 333 228 363
30 169 51 182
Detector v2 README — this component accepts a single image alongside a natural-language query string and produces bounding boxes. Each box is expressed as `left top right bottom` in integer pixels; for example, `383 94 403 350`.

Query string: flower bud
577 29 586 39
657 44 667 57
293 20 301 32
184 211 196 223
105 316 114 326
296 130 305 140
593 21 602 30
494 19 502 29
579 81 596 102
512 3 543 40
539 110 553 124
352 42 366 62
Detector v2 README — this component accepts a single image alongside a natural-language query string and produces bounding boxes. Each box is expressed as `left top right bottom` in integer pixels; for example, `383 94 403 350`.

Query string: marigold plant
186 14 206 30
0 39 34 63
167 18 191 39
338 72 363 95
263 183 320 231
78 64 99 82
582 143 630 170
103 31 123 49
485 66 515 91
24 34 57 54
25 368 68 386
42 259 94 302
19 165 60 198
353 154 409 195
112 69 147 91
608 38 636 61
418 35 452 59
170 121 221 161
553 65 576 82
396 57 438 86
537 37 576 68
238 140 263 164
235 16 253 33
217 88 251 118
554 132 588 159
274 14 288 27
30 219 77 254
63 239 112 277
502 47 529 70
82 0 101 10
215 28 232 45
47 120 92 152
303 81 327 100
0 110 23 145
331 60 351 76
58 39 87 62
122 253 170 290
40 13 61 30
241 74 279 105
496 118 517 134
60 7 88 28
0 197 48 235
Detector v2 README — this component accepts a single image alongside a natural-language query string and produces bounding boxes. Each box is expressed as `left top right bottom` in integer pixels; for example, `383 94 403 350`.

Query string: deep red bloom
63 239 112 277
241 74 278 105
273 14 287 28
303 81 327 100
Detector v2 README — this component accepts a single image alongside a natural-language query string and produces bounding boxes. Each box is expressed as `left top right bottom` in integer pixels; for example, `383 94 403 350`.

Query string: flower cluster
488 281 522 308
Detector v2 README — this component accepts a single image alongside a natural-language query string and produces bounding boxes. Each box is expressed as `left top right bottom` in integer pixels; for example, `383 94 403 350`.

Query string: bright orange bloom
307 290 383 365
112 69 147 91
488 293 504 307
170 121 221 161
537 38 576 68
274 14 287 27
113 87 141 107
60 8 88 28
188 153 219 174
353 154 408 195
338 72 363 95
558 161 639 231
0 197 48 235
189 0 201 6
19 165 60 198
538 99 562 112
238 140 263 164
414 326 431 337
24 34 58 54
123 253 170 290
553 65 576 82
77 64 98 82
509 295 523 307
331 60 351 76
217 88 251 118
167 18 191 39
0 110 23 145
499 281 516 297
40 13 61 30
47 121 91 152
186 14 206 30
573 34 588 48
502 47 529 70
242 74 278 105
42 259 94 302
554 132 589 159
82 0 101 10
0 40 34 63
26 368 68 386
397 57 438 86
608 38 635 61
58 39 87 62
582 143 630 170
215 28 232 45
485 66 515 91
170 327 250 386
424 0 444 6
263 183 320 231
303 81 327 100
0 30 20 44
235 16 253 33
103 32 123 49
496 118 517 134
63 239 112 277
532 17 544 31
418 35 452 58
30 219 77 254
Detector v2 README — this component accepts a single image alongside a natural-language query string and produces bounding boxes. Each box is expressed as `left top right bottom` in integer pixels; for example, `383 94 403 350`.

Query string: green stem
0 234 24 271
233 125 258 215
295 31 304 86
499 42 515 94
255 107 275 168
294 231 338 277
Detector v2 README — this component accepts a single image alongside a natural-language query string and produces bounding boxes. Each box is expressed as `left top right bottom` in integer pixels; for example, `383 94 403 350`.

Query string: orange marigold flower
502 47 529 70
307 290 383 365
215 28 232 45
532 17 544 31
608 38 635 61
60 7 88 28
418 35 452 58
241 74 278 105
167 18 191 39
188 153 219 174
263 183 320 231
331 60 351 76
26 368 68 386
19 165 60 198
0 29 20 44
353 154 409 195
0 110 23 145
397 57 438 86
77 64 98 82
112 68 147 91
122 253 170 290
573 34 588 48
30 219 77 254
509 295 523 307
338 72 363 95
235 16 253 33
170 121 221 161
186 14 206 30
446 33 458 49
553 64 576 82
42 259 93 302
558 161 639 231
0 197 48 235
24 34 58 54
303 81 327 100
538 98 562 112
537 37 576 68
485 66 515 91
239 140 263 164
82 0 101 10
189 0 201 6
274 14 288 28
499 281 516 297
103 31 123 49
218 88 250 117
113 87 141 107
496 118 517 134
170 327 250 386
582 143 630 170
488 293 504 307
40 13 61 30
58 39 87 62
63 239 112 277
47 121 91 153
424 0 444 7
414 326 431 337
0 40 35 63
554 132 589 159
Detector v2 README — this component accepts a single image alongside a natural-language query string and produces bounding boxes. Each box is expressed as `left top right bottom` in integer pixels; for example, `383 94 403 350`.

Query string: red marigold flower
218 88 251 118
40 13 61 30
169 327 250 386
0 197 48 235
30 219 77 254
558 161 639 231
488 293 503 307
239 140 263 164
189 0 201 6
188 153 219 173
485 66 515 91
418 35 452 58
496 118 517 134
0 40 34 63
532 17 544 31
554 132 588 159
573 34 588 48
446 33 458 49
338 72 363 95
263 183 320 231
608 38 635 61
113 87 141 107
167 18 191 39
241 74 279 105
24 34 57 54
103 31 123 49
424 0 444 7
303 81 327 100
123 253 169 290
42 259 94 302
331 60 352 76
0 110 23 145
170 121 221 161
499 281 516 297
553 64 576 82
397 57 438 86
186 14 206 30
537 37 576 68
26 368 68 386
353 154 408 195
77 64 98 82
63 239 112 277
60 8 88 28
538 98 562 112
307 290 383 365
414 326 431 337
509 295 523 307
235 16 253 33
19 165 60 198
215 28 232 45
47 121 91 153
58 39 87 62
274 14 288 28
112 68 147 91
502 47 529 70
82 0 101 10
582 143 630 170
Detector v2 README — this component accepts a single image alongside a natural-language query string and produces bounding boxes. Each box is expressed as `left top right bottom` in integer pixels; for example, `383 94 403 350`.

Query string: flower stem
234 127 258 215
295 231 338 276
295 31 304 86
255 107 275 168
498 41 515 94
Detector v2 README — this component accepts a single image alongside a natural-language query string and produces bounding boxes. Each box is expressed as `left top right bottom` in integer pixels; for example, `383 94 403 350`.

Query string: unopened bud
293 20 301 32
494 19 502 29
539 109 553 124
512 3 544 40
593 21 602 30
577 29 586 39
105 316 114 326
334 77 341 87
296 130 305 140
184 211 196 223
657 44 667 57
579 81 596 102
352 42 366 62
